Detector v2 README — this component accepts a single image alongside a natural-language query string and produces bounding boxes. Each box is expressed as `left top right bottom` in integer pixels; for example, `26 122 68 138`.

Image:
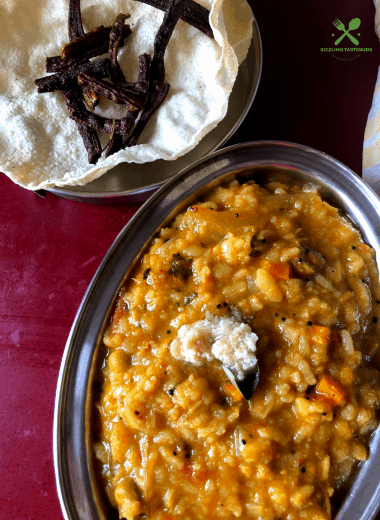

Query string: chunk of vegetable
316 375 345 406
224 382 243 401
307 325 330 346
269 262 290 281
259 260 290 281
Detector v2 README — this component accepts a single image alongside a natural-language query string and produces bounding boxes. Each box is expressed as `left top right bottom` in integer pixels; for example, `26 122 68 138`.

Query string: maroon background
0 1 379 518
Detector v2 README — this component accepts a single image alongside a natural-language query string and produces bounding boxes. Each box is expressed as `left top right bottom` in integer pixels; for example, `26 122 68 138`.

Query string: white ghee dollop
169 312 258 381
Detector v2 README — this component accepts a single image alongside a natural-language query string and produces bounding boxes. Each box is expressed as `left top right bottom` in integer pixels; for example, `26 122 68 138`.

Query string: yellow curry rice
93 177 380 520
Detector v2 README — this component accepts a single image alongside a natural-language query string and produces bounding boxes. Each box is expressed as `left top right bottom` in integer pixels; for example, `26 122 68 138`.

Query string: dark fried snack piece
137 53 150 93
104 134 124 158
62 88 102 164
66 3 102 162
78 73 144 110
138 53 151 84
46 52 95 73
82 86 100 109
114 53 151 95
68 108 136 135
150 0 186 83
133 0 213 38
46 26 131 73
68 0 85 41
105 25 151 158
62 25 131 59
109 14 130 85
124 0 184 147
124 81 170 147
35 58 110 93
67 0 101 123
102 53 150 158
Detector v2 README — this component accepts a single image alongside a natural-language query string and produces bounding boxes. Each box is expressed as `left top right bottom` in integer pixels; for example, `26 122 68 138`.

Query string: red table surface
1 1 379 519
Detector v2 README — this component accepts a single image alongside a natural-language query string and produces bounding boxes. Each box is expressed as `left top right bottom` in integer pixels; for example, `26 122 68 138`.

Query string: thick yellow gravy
92 176 380 520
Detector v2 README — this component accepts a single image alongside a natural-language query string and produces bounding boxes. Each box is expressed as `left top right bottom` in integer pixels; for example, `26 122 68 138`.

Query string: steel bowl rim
54 140 380 520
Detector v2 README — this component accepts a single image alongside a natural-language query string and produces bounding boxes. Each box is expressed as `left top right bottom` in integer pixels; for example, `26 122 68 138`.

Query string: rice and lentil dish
93 175 380 520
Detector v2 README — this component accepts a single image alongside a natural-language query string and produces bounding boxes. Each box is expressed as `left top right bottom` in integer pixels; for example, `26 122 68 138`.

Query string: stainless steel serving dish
54 141 380 520
46 16 262 205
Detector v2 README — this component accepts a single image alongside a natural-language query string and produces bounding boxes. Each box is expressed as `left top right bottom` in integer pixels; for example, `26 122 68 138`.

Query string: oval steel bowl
54 141 380 520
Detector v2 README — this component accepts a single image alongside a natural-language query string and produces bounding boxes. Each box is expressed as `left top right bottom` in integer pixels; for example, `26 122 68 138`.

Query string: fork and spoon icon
333 18 361 46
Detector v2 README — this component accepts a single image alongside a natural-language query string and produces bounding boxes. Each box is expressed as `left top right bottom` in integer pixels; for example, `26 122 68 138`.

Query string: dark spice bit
373 317 378 324
241 439 246 445
168 388 174 396
377 301 380 304
281 317 286 322
223 302 228 307
173 451 177 456
235 213 239 217
167 330 171 334
305 397 310 400
250 232 270 257
167 253 192 280
322 412 327 416
352 246 356 250
142 268 151 280
35 58 110 93
307 321 312 326
134 411 139 415
185 453 190 459
301 467 306 473
217 304 222 309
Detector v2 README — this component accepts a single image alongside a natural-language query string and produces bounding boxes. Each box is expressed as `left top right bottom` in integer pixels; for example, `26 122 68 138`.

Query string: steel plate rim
47 14 262 202
54 140 380 520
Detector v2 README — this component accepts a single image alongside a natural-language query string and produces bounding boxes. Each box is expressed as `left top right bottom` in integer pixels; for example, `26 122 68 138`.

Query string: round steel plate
47 18 262 205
